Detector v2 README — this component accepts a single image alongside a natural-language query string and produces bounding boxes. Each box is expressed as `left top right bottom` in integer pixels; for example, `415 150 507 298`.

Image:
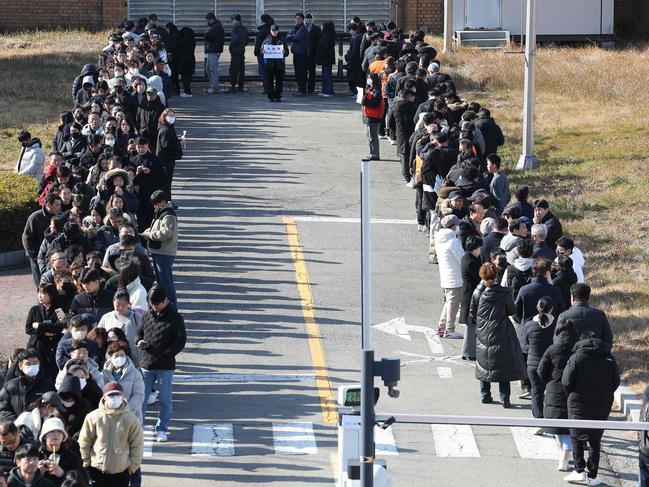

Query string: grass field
1 30 648 387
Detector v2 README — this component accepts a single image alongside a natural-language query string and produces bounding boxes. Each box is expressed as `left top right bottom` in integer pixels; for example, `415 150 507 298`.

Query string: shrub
0 172 39 252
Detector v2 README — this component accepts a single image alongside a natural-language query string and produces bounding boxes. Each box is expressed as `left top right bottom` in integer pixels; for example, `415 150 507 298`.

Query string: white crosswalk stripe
431 425 481 458
272 422 318 455
374 426 398 456
143 425 155 458
192 424 236 456
510 427 560 459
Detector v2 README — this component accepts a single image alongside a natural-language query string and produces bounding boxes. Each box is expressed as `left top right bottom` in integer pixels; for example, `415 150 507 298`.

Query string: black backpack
638 400 649 456
507 265 533 300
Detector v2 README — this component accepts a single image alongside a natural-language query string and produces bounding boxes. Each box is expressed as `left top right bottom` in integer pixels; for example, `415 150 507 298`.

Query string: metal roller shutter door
304 0 344 30
129 0 174 25
174 0 215 31
346 0 390 26
262 0 303 32
216 0 258 31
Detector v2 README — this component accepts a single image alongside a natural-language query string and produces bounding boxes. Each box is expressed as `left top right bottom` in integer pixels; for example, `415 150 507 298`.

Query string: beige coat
78 398 144 474
147 202 178 256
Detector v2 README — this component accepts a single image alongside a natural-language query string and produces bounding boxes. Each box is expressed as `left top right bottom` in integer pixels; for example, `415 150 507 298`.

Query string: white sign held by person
264 45 284 59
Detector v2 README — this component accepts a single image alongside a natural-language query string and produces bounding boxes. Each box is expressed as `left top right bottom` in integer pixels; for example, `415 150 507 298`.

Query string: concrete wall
0 0 126 31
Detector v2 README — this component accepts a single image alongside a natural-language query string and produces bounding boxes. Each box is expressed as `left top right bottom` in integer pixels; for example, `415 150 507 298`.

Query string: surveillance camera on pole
517 0 539 170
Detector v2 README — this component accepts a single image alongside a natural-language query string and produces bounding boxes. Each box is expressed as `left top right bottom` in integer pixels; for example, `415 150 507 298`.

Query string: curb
614 383 643 422
0 250 27 269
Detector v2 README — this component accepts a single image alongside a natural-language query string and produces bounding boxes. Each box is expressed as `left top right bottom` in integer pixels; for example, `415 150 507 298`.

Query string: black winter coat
25 305 64 382
537 326 578 434
514 276 565 327
540 211 563 248
458 216 480 250
316 32 336 66
0 375 54 421
254 21 273 57
156 123 183 163
521 315 556 369
69 288 113 322
557 301 613 345
22 207 53 260
204 20 225 54
562 338 620 427
177 28 197 74
39 443 86 487
473 284 527 382
386 98 417 154
532 241 556 262
137 306 187 370
480 231 504 263
136 97 166 151
552 269 578 313
459 252 481 325
474 116 505 156
58 374 93 439
306 24 322 57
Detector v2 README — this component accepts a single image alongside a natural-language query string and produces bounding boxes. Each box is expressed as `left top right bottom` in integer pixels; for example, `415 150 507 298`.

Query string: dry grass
435 40 649 389
0 30 109 170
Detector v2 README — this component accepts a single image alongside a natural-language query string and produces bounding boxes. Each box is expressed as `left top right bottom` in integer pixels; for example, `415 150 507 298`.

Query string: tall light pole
443 0 453 53
516 0 539 170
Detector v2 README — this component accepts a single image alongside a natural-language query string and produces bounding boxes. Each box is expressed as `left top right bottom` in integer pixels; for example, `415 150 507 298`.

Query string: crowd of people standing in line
10 14 189 487
357 28 629 486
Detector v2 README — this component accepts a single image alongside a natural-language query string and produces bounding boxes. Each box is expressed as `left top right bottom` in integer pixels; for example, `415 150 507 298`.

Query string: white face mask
78 378 87 390
105 138 116 147
166 115 176 125
105 395 123 409
71 330 87 341
112 356 127 368
62 400 75 408
367 79 373 87
22 364 40 378
130 67 139 75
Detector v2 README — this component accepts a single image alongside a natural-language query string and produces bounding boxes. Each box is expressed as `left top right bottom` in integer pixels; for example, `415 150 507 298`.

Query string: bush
0 172 39 252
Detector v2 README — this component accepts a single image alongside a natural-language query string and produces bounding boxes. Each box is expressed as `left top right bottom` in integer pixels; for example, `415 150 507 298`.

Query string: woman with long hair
360 72 384 161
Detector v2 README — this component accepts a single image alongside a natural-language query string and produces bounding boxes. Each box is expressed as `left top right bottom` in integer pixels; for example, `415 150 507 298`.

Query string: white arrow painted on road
373 317 444 354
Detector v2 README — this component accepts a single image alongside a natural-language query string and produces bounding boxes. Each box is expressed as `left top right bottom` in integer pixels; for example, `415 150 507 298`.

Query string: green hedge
0 172 39 252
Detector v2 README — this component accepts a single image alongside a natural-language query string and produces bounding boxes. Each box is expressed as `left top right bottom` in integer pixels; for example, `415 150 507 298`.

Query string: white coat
435 228 464 289
14 141 44 179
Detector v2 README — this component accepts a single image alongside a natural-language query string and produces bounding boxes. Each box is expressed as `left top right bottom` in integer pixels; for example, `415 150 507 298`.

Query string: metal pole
360 159 374 487
516 0 539 169
443 0 453 53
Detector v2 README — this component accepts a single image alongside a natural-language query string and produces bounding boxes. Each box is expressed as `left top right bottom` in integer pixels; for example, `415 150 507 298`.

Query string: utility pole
443 0 453 53
517 0 539 170
360 159 374 487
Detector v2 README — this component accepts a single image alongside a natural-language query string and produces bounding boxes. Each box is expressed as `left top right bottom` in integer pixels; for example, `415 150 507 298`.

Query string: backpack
639 400 649 456
507 265 533 300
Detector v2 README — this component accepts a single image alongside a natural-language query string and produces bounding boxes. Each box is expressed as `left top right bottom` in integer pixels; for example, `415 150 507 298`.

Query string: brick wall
615 0 649 38
399 0 444 34
0 0 126 31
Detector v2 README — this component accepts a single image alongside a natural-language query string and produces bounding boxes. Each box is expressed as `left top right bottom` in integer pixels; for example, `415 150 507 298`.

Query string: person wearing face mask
101 342 144 421
0 350 54 422
57 375 93 440
78 382 143 487
97 292 141 366
55 314 101 370
261 25 289 102
56 360 104 410
155 108 182 201
60 123 87 165
38 417 87 486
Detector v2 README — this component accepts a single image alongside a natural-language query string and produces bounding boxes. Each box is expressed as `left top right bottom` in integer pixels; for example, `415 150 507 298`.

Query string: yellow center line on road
283 216 338 424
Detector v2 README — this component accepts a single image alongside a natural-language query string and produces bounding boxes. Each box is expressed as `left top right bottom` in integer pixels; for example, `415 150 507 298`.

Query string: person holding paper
360 73 384 161
261 25 289 102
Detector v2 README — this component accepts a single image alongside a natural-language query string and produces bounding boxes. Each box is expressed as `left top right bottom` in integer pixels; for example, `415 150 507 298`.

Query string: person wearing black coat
316 21 336 97
305 14 321 95
164 22 182 96
156 109 183 200
254 14 274 95
177 27 197 96
136 89 166 152
551 255 578 312
261 27 290 102
533 199 563 248
204 14 225 93
557 283 613 346
386 88 417 181
460 237 482 360
562 336 620 484
345 26 364 93
137 286 186 438
22 196 61 289
0 350 54 422
68 271 113 323
521 296 556 419
514 260 565 326
475 109 505 156
131 138 167 231
57 375 93 440
25 285 65 384
38 417 87 487
71 64 98 102
472 263 526 407
537 319 578 471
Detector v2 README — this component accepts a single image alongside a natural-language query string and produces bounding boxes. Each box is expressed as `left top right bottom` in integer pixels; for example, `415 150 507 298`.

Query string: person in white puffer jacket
14 130 44 179
434 214 465 339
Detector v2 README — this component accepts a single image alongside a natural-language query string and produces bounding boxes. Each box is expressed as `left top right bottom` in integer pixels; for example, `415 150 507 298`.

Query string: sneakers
206 88 217 94
389 139 397 145
586 477 602 486
436 325 445 336
564 471 587 483
517 389 532 400
502 400 512 409
443 330 463 339
319 92 334 97
481 396 493 404
417 224 425 232
147 390 158 405
179 91 193 97
557 459 570 471
156 431 168 442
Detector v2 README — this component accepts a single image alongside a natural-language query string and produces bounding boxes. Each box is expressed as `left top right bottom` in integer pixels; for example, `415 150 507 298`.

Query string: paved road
0 85 639 485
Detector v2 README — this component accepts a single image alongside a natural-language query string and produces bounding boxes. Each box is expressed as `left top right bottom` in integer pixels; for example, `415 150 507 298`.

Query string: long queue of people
359 40 624 486
9 17 189 487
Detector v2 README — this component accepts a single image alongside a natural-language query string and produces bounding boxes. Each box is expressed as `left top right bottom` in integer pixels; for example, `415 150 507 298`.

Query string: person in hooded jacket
0 350 54 422
57 362 103 411
474 108 504 156
136 88 165 151
501 238 534 300
25 285 65 384
261 25 290 102
471 262 526 407
561 332 620 485
15 131 45 180
52 113 73 154
460 235 483 360
71 65 98 102
254 14 274 95
60 124 87 166
38 417 86 487
537 319 578 471
521 296 556 419
57 375 93 440
156 108 182 199
435 215 464 339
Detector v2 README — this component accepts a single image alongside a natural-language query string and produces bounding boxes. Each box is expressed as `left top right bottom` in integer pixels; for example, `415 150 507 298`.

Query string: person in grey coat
486 154 510 214
204 12 225 94
229 14 249 92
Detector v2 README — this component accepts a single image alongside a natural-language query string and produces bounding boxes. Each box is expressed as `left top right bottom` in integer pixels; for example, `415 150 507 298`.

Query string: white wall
452 0 614 35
